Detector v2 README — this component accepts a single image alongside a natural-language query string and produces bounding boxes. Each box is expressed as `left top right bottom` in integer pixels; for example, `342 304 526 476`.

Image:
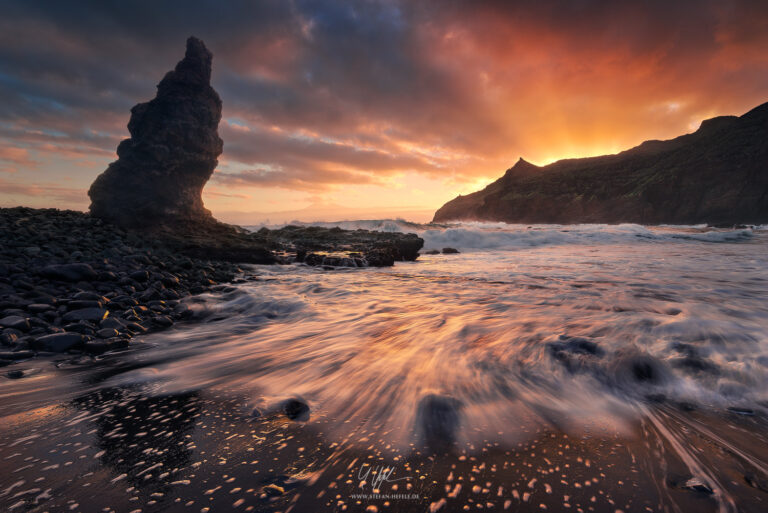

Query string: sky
1 0 767 223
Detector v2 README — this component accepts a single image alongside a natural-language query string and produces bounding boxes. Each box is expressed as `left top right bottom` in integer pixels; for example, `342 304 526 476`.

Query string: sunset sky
1 0 768 223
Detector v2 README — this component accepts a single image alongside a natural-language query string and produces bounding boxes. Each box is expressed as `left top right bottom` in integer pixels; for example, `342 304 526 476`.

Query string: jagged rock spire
89 37 223 228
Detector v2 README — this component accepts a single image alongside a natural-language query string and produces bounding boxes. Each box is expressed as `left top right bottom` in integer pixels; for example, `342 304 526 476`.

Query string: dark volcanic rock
0 315 30 331
416 394 463 451
40 263 98 282
0 332 19 346
96 328 119 339
263 225 424 266
364 248 395 267
63 307 109 323
129 270 150 282
670 476 715 495
281 398 310 421
84 338 129 354
166 220 277 264
547 336 605 374
88 37 223 228
547 336 604 358
34 333 86 352
0 207 251 361
0 350 34 360
67 300 104 310
434 102 768 224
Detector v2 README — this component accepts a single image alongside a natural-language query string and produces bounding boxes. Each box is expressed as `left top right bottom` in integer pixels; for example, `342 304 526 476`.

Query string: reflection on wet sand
71 388 200 502
1 378 768 512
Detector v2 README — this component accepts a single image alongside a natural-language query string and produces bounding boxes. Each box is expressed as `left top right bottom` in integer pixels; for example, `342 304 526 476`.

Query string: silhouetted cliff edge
434 102 768 225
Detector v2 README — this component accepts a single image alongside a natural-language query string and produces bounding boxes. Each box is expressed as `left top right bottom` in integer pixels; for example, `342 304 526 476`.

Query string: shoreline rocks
0 207 424 368
0 207 245 365
262 225 423 267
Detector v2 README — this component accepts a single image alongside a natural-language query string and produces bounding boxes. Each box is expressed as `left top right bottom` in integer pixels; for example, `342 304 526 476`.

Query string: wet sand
1 363 767 512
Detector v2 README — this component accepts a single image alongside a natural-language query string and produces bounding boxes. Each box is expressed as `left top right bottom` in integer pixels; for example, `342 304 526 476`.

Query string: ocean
1 221 767 512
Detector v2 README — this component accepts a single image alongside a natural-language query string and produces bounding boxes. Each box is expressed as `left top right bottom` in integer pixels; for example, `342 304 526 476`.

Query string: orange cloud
0 177 85 203
0 147 36 173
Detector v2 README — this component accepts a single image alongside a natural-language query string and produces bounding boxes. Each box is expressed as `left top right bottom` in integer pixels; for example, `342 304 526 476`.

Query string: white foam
248 220 754 252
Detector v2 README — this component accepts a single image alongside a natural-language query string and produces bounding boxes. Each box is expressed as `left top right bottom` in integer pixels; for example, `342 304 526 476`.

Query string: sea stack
88 37 223 228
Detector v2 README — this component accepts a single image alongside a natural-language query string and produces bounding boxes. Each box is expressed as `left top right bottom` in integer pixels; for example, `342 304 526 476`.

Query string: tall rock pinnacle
88 37 223 228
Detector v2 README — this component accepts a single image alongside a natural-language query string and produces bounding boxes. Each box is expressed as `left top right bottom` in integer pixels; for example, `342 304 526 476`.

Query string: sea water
144 222 768 432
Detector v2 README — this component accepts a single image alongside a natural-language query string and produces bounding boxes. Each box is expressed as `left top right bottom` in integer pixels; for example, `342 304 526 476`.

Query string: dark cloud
219 121 443 176
215 166 379 192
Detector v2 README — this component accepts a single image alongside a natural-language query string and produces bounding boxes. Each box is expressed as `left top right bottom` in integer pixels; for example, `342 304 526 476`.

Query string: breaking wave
249 220 759 251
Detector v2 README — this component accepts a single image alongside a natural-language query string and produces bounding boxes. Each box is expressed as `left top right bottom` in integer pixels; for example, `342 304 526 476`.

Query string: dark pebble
281 398 310 421
0 332 19 346
27 303 54 313
40 263 98 282
64 323 97 335
0 315 30 331
130 270 150 282
72 292 105 301
34 332 86 352
744 472 768 493
173 304 193 319
63 308 108 323
100 317 127 330
126 322 147 333
67 300 104 310
416 394 463 451
680 477 714 495
151 315 174 328
84 338 129 354
0 351 34 360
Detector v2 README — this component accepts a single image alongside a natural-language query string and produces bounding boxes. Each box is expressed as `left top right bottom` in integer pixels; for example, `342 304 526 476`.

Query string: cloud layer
1 0 767 218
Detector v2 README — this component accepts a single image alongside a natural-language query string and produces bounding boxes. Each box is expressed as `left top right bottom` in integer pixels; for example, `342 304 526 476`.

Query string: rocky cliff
434 102 768 225
88 37 223 227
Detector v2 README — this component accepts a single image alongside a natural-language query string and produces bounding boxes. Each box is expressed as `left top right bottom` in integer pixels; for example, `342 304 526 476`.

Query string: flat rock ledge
148 217 424 267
